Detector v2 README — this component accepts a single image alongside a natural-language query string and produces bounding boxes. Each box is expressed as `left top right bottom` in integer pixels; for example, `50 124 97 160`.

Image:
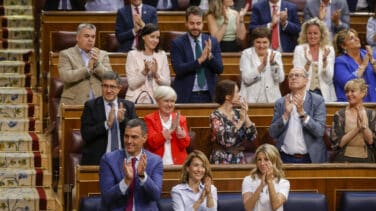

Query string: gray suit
58 45 112 105
304 0 349 34
269 92 328 163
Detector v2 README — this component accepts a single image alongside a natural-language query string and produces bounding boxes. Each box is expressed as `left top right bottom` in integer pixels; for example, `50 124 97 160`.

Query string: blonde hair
208 0 224 18
179 150 213 183
250 144 285 181
298 18 330 48
153 86 177 102
344 78 368 95
334 28 359 55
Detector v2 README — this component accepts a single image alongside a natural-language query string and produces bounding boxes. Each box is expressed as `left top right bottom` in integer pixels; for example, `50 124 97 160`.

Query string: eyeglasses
102 84 119 90
288 73 306 79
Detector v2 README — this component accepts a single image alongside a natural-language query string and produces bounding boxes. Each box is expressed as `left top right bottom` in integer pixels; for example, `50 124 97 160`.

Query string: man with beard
170 6 223 103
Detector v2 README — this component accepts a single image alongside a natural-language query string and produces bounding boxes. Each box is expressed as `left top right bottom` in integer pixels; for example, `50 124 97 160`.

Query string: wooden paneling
75 163 376 211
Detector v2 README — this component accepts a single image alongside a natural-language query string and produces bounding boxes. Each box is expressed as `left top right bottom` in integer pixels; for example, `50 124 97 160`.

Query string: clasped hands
107 102 126 128
198 39 213 64
260 161 275 187
319 2 341 26
271 8 288 28
283 93 304 119
123 153 147 185
142 58 159 79
133 13 145 33
162 111 186 140
88 47 100 72
195 177 213 208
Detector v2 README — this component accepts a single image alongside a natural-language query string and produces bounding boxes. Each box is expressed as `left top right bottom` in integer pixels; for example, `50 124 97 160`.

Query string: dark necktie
108 103 119 151
61 0 67 10
134 7 140 46
194 39 206 88
125 157 137 211
163 0 168 8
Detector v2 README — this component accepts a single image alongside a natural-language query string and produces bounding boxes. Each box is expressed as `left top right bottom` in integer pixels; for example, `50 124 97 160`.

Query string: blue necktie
163 0 168 8
108 103 119 151
194 39 206 88
61 0 67 10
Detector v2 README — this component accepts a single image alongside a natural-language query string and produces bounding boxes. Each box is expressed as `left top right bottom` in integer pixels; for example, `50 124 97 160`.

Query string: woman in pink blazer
125 23 171 104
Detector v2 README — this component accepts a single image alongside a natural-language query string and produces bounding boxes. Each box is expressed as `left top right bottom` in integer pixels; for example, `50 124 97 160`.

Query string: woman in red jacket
144 86 191 165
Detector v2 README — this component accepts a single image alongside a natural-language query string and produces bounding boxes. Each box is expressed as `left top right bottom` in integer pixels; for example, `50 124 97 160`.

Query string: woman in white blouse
293 18 337 102
171 150 218 211
242 144 290 211
239 26 285 103
125 23 171 104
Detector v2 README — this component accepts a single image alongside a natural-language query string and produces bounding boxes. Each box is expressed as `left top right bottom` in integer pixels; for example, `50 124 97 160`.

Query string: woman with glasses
334 28 376 102
125 23 171 104
293 18 337 102
239 26 285 103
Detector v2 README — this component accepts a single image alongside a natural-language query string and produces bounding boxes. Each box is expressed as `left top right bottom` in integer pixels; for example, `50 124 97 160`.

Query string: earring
343 48 347 54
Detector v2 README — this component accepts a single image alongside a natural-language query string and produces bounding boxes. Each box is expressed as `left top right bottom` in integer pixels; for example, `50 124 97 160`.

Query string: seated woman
334 28 376 102
125 23 171 104
171 150 217 211
367 8 376 55
210 79 257 164
144 86 190 165
331 78 376 163
242 144 290 211
239 26 285 103
206 0 248 52
293 18 337 102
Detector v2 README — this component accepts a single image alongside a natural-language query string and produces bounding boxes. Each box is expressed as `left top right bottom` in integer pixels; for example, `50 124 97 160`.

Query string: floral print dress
209 109 257 164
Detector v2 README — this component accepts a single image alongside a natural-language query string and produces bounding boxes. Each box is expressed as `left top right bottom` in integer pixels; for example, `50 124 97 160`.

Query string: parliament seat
51 31 76 52
284 192 328 211
339 191 376 211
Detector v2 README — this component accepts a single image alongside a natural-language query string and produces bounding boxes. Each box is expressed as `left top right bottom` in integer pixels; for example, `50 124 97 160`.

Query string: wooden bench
75 163 376 211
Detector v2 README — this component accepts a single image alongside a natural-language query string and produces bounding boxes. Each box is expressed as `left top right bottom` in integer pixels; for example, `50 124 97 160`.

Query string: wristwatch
299 112 307 119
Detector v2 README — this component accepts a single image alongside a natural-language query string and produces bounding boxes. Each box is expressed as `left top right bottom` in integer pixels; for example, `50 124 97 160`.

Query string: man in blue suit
170 6 223 103
249 0 301 52
99 119 163 211
115 0 158 52
269 67 327 163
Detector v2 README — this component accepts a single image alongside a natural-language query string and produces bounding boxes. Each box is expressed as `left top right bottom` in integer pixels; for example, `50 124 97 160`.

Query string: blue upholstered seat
284 192 328 211
340 192 376 211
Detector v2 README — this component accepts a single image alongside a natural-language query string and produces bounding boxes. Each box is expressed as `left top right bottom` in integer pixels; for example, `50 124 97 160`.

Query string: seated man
304 0 349 37
99 118 163 210
249 0 301 52
269 67 327 163
170 6 223 103
81 71 137 165
85 0 124 11
58 23 112 106
115 0 158 52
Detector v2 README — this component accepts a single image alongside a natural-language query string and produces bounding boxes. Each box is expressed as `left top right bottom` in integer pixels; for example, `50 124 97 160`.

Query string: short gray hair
126 119 148 136
77 23 96 34
154 86 177 101
102 71 121 85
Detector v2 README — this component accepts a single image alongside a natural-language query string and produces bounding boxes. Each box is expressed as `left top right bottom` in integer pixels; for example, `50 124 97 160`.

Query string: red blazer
144 111 190 164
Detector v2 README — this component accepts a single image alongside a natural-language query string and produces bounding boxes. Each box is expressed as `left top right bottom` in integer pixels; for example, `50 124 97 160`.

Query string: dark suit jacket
99 149 163 211
269 92 327 163
170 33 223 103
249 0 301 52
347 0 375 12
115 4 158 52
143 0 178 10
80 97 137 165
43 0 85 10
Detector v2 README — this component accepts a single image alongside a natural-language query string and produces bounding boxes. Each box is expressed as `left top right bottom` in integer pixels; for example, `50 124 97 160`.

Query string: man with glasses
269 67 327 163
81 71 137 165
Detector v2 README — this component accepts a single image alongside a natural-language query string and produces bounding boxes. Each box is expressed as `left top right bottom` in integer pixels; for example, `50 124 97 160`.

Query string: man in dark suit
269 67 327 163
115 0 158 52
80 71 137 165
43 0 85 10
249 0 301 52
143 0 178 10
99 119 163 211
170 6 223 103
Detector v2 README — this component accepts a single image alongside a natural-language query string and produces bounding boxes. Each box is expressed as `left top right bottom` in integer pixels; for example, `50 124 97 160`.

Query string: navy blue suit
170 33 223 103
80 97 137 165
143 0 178 10
249 0 301 52
115 4 158 52
99 149 163 211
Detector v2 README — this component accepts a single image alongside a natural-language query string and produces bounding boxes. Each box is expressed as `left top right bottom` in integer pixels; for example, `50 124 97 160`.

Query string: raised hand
239 3 249 21
265 161 274 184
150 58 158 76
137 153 147 176
170 111 180 131
123 159 134 185
269 51 276 65
331 9 341 26
204 176 212 194
304 46 313 64
107 105 116 128
292 93 304 115
319 2 326 20
279 8 288 26
117 102 126 122
283 94 293 119
88 47 99 71
162 128 172 140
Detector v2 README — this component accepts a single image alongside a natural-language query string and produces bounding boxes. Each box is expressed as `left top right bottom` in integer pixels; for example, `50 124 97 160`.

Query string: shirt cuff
303 115 310 124
282 116 288 125
139 173 148 185
282 21 289 30
119 179 129 195
104 121 109 130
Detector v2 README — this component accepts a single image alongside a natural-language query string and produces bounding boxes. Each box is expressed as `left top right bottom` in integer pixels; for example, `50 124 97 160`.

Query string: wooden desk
75 163 376 211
